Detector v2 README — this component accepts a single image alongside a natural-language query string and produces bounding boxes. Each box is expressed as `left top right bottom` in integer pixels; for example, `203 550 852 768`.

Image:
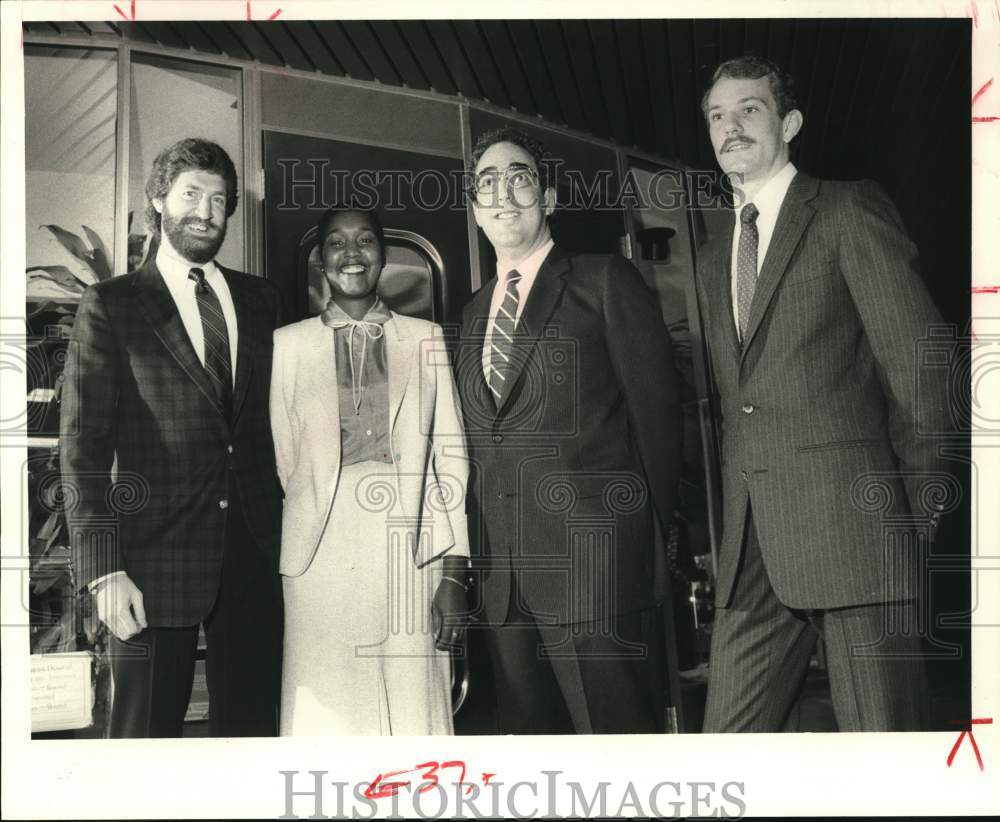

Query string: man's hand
93 574 147 640
432 576 469 652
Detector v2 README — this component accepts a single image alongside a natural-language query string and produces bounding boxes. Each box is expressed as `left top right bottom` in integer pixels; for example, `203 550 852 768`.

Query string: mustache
180 216 220 232
722 137 755 152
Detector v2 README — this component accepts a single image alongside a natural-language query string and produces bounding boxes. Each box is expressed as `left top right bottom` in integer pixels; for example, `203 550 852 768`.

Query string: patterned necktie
188 267 232 417
736 202 760 342
487 269 523 402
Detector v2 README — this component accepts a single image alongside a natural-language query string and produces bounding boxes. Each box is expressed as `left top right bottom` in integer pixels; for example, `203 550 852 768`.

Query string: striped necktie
736 202 760 342
487 269 522 402
188 267 232 417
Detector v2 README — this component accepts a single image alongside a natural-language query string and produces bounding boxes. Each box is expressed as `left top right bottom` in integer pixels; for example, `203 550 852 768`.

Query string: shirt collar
743 162 797 220
495 237 554 283
321 297 392 328
155 234 219 288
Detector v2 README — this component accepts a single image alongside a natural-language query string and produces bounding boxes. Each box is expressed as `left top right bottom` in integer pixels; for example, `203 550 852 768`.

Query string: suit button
219 499 229 510
741 471 749 481
742 404 756 415
492 434 503 443
226 445 233 454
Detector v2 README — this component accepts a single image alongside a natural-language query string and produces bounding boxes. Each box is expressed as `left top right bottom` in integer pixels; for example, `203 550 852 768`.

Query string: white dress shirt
729 162 798 330
481 238 555 382
156 239 239 383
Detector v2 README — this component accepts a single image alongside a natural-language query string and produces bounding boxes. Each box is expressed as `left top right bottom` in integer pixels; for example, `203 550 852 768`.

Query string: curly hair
144 138 239 236
701 56 798 119
470 126 552 193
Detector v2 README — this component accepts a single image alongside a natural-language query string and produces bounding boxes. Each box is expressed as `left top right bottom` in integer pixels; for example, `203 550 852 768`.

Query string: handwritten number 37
365 760 469 799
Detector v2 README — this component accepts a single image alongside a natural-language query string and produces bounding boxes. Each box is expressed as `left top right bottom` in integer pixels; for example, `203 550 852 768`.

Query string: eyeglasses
472 164 540 205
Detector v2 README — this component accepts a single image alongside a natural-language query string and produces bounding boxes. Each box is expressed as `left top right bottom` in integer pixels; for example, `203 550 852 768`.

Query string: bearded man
61 138 284 737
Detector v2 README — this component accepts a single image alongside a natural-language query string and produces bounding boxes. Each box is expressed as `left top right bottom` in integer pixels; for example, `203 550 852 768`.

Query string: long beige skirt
280 461 452 736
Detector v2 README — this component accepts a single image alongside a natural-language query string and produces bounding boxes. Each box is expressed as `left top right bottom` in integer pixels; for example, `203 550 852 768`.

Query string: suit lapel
220 266 256 424
132 260 223 416
385 314 415 439
704 211 741 359
304 317 342 454
496 247 569 416
741 173 819 360
460 278 501 416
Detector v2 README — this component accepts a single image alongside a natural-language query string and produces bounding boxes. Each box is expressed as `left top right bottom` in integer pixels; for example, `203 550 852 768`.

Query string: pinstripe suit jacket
456 246 683 626
697 173 951 610
61 259 284 627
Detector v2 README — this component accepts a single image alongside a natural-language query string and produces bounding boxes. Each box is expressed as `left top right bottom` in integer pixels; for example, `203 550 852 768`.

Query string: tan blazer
270 312 470 577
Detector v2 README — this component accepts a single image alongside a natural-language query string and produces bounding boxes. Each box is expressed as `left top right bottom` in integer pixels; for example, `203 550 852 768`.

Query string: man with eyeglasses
454 127 683 734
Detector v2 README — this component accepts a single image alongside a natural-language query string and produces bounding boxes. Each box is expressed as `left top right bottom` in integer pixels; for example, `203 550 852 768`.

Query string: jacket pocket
796 438 880 453
782 267 838 288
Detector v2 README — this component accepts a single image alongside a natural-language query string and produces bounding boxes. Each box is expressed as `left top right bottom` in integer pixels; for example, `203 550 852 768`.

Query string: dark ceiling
23 19 969 167
24 18 971 322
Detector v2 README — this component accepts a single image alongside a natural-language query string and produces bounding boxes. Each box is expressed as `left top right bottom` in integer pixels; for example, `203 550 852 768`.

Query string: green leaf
40 224 90 262
35 510 61 542
32 623 65 654
27 265 88 292
81 225 112 280
26 298 78 319
32 571 70 595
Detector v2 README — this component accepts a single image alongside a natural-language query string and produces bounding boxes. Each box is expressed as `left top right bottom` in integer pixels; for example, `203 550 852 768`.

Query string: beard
161 207 227 265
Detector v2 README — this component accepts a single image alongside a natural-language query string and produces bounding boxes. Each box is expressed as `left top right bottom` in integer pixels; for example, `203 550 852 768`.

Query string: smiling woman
272 205 472 737
318 209 386 320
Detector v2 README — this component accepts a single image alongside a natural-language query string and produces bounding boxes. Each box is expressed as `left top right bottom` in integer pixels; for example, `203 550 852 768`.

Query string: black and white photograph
1 0 997 818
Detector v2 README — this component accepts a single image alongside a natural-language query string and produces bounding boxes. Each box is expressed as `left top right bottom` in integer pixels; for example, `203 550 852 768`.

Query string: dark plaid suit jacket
456 246 683 626
697 173 952 610
61 258 283 627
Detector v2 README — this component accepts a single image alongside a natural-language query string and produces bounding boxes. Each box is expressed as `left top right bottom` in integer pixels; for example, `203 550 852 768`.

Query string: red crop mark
970 0 980 26
246 0 283 20
972 78 1000 123
947 718 993 770
113 0 136 20
973 78 993 106
969 286 1000 294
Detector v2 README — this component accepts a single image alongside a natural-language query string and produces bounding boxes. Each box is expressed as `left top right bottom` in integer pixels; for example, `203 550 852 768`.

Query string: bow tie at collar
321 297 391 335
321 298 391 415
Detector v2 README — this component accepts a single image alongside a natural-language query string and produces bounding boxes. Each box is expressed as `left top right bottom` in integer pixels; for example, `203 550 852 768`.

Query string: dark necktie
487 269 522 403
188 267 232 417
736 202 760 342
